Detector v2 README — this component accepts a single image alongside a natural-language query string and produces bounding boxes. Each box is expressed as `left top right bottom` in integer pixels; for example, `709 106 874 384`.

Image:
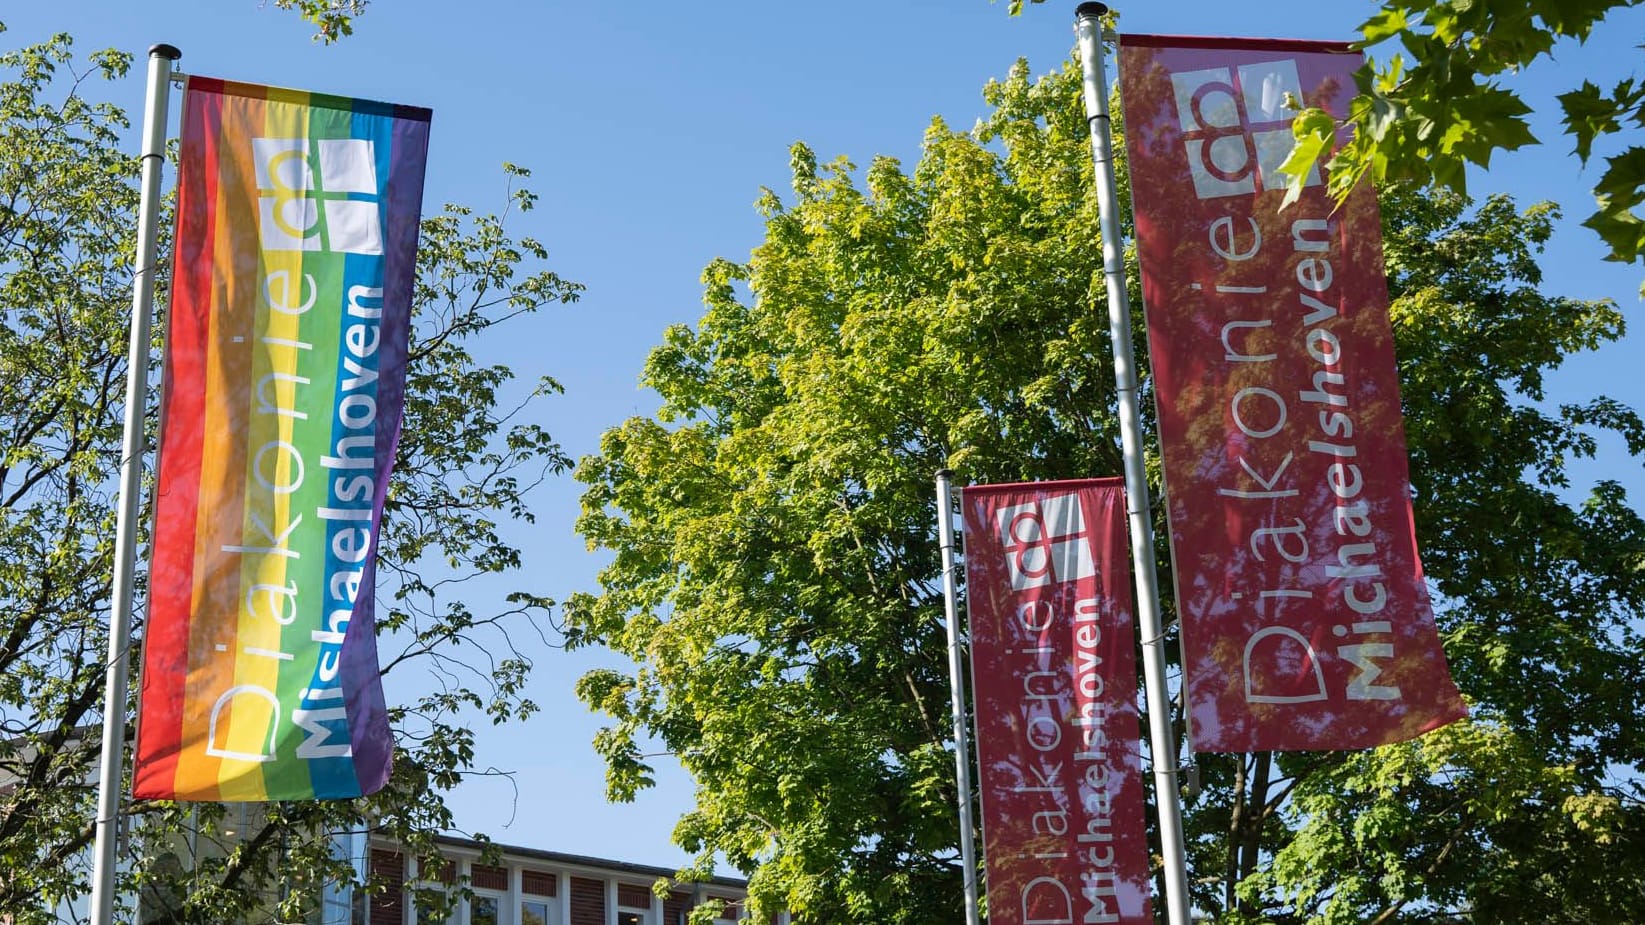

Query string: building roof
427 833 750 891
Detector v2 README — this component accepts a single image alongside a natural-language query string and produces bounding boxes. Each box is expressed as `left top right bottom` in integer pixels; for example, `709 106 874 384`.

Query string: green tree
0 26 579 923
567 54 1645 923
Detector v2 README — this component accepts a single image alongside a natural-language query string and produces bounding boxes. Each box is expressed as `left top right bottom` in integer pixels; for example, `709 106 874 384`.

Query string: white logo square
997 494 1097 590
1169 59 1322 201
252 136 383 254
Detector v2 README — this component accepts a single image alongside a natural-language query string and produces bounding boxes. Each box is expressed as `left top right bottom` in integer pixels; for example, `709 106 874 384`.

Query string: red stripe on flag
135 82 223 798
1119 33 1354 55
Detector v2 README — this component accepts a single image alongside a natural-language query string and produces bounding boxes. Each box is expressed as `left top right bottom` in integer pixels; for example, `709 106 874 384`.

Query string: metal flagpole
934 470 981 925
1072 6 1195 925
89 41 181 925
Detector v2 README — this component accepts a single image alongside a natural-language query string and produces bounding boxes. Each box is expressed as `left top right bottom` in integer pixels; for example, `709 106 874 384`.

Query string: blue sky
8 0 1642 872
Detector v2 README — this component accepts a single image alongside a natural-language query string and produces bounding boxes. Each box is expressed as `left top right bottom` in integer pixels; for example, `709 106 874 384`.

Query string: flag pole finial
149 43 182 60
1074 2 1109 21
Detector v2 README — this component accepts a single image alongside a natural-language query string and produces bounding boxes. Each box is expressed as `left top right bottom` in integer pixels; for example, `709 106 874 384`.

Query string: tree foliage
1008 1 1645 278
1277 2 1645 276
271 0 369 43
0 26 579 923
569 52 1645 924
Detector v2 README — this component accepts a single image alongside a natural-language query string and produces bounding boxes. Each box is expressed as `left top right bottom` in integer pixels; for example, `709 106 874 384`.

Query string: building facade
359 834 774 925
1 732 767 925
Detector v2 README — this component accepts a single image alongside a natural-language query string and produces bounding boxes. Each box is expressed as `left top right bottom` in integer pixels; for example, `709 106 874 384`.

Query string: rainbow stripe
134 78 429 801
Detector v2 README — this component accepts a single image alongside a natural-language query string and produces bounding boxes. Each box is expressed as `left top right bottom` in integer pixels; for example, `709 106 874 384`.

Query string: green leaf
1278 108 1337 209
1592 145 1645 207
1444 85 1537 165
1582 199 1645 263
1560 80 1622 162
1359 8 1412 45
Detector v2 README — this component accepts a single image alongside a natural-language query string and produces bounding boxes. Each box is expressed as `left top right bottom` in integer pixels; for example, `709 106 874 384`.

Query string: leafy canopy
570 49 1645 925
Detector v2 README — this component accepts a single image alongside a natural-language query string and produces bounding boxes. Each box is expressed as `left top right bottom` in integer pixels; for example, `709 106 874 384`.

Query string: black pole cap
1074 2 1110 20
149 44 182 61
936 468 955 480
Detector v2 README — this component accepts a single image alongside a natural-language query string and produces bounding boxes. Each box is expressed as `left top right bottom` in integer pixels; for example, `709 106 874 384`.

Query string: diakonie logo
253 138 383 254
996 494 1097 590
1169 59 1322 200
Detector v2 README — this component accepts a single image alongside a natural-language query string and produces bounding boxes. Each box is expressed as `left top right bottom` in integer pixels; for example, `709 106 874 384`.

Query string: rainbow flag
133 78 430 801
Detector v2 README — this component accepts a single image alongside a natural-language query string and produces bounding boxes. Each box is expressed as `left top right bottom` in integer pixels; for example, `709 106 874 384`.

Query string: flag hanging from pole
133 78 430 800
963 479 1155 925
1116 35 1465 752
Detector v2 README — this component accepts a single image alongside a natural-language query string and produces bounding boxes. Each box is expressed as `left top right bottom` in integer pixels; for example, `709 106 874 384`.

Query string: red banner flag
963 479 1154 925
1116 35 1466 752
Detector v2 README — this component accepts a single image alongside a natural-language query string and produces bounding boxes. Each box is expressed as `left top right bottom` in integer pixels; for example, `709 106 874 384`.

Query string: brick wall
570 876 606 925
368 849 405 925
521 868 558 897
472 863 508 891
424 857 456 884
665 890 691 925
618 883 652 909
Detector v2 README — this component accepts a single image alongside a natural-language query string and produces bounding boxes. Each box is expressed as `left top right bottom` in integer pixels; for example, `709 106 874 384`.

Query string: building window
617 913 647 925
137 851 186 925
471 894 501 925
521 899 552 925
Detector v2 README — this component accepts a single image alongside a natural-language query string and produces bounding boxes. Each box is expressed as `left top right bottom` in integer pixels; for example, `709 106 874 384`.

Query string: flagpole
934 470 982 925
1072 6 1194 925
89 42 181 925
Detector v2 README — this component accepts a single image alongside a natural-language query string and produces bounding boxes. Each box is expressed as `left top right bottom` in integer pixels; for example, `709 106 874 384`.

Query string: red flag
1117 35 1466 752
963 479 1154 925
